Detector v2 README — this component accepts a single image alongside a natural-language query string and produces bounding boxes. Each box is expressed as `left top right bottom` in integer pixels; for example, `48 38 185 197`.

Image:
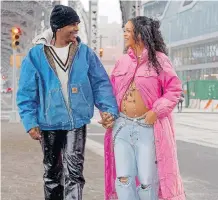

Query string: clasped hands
98 112 115 129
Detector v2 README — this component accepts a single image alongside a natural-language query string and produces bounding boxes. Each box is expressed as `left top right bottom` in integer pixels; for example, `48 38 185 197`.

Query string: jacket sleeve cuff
22 116 39 133
151 105 166 119
107 108 119 120
100 107 119 120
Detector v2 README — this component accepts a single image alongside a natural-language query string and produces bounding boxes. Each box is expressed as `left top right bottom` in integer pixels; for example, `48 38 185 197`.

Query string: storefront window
172 40 218 67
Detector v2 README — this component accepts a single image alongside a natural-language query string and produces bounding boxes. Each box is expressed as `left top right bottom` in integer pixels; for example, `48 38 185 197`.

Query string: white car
1 88 7 93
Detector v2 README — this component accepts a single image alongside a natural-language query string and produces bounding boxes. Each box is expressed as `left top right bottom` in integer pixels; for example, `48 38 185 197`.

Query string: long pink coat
104 48 186 200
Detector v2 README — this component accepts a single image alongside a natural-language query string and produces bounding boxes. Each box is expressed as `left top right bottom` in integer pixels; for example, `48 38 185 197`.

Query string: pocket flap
136 69 158 77
113 70 128 76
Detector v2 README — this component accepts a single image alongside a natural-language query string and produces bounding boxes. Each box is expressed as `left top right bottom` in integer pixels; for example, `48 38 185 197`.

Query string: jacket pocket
45 88 70 125
112 70 128 92
113 70 128 77
70 83 93 119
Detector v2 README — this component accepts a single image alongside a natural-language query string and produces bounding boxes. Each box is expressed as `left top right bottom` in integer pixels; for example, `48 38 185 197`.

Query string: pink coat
104 48 186 200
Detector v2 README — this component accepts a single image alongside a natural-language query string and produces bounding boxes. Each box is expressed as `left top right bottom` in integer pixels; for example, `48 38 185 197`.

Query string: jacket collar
127 47 149 63
44 42 78 76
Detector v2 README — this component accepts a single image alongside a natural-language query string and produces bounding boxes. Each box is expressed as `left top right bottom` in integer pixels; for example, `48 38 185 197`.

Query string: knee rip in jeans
117 176 130 185
140 184 151 190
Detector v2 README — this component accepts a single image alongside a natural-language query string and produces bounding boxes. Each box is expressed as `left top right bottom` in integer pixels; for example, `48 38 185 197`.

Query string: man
17 5 118 200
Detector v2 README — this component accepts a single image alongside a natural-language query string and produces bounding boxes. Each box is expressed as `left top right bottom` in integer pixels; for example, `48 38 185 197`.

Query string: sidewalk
175 108 218 114
1 121 104 200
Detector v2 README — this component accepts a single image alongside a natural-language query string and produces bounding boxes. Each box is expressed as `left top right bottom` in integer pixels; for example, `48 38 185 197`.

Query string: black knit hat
50 5 80 32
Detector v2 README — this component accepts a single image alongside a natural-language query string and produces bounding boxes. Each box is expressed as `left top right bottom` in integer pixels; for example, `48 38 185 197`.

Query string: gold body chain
122 56 141 117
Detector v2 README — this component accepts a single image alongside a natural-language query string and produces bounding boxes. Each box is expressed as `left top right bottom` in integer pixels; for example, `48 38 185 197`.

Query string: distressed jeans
113 113 159 200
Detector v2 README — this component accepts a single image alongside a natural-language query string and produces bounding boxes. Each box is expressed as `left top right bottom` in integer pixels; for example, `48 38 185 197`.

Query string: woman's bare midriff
121 82 149 118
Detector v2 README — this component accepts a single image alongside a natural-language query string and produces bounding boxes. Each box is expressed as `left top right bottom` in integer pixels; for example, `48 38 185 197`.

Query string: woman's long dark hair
130 16 168 74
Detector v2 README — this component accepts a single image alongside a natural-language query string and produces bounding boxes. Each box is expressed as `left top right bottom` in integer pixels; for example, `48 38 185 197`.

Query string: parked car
6 87 12 93
1 87 12 93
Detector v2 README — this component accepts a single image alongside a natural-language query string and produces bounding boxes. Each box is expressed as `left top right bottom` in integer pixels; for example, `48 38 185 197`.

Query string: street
1 92 218 199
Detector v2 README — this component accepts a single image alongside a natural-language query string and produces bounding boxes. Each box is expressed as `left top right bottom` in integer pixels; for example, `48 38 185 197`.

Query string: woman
178 92 185 112
104 16 186 200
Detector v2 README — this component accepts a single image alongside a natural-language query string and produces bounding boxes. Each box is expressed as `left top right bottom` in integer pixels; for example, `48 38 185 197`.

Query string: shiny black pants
40 126 87 200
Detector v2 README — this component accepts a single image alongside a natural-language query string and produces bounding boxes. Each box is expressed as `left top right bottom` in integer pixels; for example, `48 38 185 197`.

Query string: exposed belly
121 82 149 118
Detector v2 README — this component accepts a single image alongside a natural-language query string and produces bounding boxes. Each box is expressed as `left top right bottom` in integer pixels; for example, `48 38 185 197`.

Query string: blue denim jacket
16 41 118 132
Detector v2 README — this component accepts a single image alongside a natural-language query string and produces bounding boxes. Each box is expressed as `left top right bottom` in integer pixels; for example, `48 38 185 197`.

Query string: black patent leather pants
40 126 86 200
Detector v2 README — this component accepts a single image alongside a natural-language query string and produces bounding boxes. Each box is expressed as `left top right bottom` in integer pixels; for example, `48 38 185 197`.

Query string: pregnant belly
120 88 149 118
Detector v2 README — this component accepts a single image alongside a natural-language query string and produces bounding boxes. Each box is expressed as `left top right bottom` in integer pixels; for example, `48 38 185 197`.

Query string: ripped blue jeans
113 113 159 200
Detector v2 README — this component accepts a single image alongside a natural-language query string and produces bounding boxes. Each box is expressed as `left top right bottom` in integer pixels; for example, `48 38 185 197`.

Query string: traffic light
99 48 103 58
11 27 21 49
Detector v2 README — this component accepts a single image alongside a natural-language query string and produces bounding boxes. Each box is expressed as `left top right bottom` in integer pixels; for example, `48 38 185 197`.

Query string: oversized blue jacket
16 40 118 132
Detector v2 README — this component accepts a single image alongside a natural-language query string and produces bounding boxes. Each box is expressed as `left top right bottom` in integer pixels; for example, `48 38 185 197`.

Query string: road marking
88 133 104 136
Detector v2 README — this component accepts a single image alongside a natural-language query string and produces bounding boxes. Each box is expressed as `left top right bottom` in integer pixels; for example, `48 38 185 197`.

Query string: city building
140 0 218 82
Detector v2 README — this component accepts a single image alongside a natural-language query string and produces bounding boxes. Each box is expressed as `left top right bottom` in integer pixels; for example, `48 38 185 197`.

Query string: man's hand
144 110 157 125
28 127 42 140
98 112 115 129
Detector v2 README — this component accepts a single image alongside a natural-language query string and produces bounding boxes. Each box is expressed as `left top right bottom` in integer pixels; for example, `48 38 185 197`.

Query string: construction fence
183 80 218 111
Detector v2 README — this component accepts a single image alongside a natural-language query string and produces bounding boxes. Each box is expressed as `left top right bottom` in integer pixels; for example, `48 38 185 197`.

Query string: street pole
12 49 16 111
9 48 20 123
99 35 102 61
97 34 107 61
98 34 108 48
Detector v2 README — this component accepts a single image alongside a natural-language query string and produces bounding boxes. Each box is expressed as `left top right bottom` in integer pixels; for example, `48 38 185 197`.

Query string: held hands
144 110 157 125
98 112 115 129
28 127 42 140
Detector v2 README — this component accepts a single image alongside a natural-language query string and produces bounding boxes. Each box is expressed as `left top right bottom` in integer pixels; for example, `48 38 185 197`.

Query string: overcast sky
61 0 122 24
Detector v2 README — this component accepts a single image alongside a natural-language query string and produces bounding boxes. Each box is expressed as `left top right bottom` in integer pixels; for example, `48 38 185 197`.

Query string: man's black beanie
50 5 80 32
